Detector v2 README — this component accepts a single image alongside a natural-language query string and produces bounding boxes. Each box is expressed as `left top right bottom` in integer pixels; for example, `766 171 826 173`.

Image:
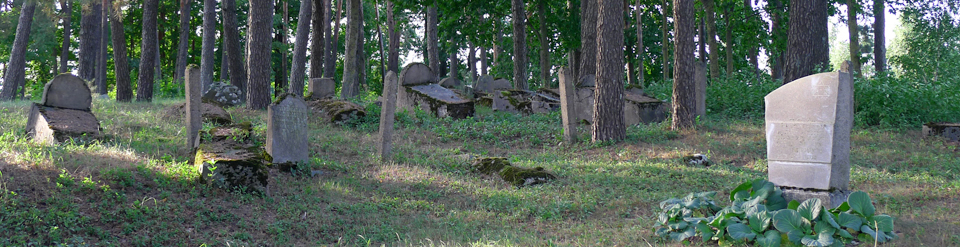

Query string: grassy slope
0 98 958 246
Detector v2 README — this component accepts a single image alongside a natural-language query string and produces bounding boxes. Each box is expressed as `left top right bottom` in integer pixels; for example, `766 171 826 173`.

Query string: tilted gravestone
26 74 101 144
378 71 399 161
308 78 336 100
765 69 854 208
397 63 474 119
186 65 202 149
266 95 311 168
558 67 578 144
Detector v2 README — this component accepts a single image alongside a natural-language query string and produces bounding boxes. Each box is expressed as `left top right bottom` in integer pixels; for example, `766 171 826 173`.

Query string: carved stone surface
266 95 310 165
186 66 202 149
558 67 577 143
201 81 243 107
40 74 92 111
399 84 474 119
308 78 336 100
922 122 960 143
399 63 437 86
26 103 101 144
378 71 399 161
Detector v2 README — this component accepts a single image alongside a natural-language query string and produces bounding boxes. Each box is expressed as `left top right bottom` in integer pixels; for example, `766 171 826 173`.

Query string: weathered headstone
695 62 707 118
490 90 559 114
201 81 243 107
623 90 669 126
922 122 960 143
186 66 202 149
40 74 92 111
308 78 336 100
559 67 578 144
473 75 512 96
26 74 101 144
766 70 853 208
307 99 367 124
439 77 461 88
399 63 438 86
378 71 399 161
195 122 271 193
266 95 310 167
397 63 475 119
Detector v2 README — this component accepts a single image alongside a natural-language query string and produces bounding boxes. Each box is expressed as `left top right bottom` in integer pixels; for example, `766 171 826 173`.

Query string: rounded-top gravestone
399 63 438 86
41 74 92 111
266 95 311 166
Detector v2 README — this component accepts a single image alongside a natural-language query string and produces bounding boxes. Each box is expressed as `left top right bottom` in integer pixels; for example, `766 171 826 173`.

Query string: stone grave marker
266 95 311 166
922 122 960 143
399 63 438 86
201 81 243 107
26 74 101 144
439 77 461 88
308 78 336 100
559 67 578 144
40 74 92 111
765 69 854 208
186 66 202 149
397 63 475 119
378 71 399 161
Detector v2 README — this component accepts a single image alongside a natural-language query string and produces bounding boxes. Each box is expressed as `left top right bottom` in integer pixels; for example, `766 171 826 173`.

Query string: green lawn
1 98 958 246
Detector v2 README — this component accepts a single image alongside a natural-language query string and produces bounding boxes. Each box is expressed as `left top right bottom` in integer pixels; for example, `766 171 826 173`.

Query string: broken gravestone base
489 90 560 114
922 122 960 143
306 99 367 124
780 187 850 209
163 102 233 124
26 103 101 144
471 157 556 187
399 84 474 119
202 81 243 107
195 123 271 193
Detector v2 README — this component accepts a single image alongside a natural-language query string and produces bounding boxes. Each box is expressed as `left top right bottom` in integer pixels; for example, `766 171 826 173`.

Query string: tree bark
275 1 289 93
426 2 439 74
223 0 247 93
376 0 386 83
59 0 72 74
326 0 341 78
468 42 477 82
745 0 758 75
387 0 399 73
448 39 458 79
201 0 217 91
247 0 274 109
290 0 313 97
97 0 109 95
671 0 695 130
873 0 885 73
310 0 326 79
512 0 528 90
0 0 36 100
220 41 229 81
136 0 159 102
661 0 670 81
341 0 361 98
592 0 625 142
783 0 829 84
110 0 133 102
493 29 502 67
356 2 366 90
79 0 103 82
698 17 705 63
636 1 644 87
538 2 550 87
480 47 487 76
703 0 719 79
847 0 861 76
770 0 785 80
175 0 191 83
579 0 598 80
724 8 733 76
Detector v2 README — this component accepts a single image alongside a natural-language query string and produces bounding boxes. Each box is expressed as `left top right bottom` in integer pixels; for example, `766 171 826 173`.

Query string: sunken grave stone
307 78 336 100
765 69 854 208
491 90 559 114
471 157 556 187
397 63 474 119
266 95 310 168
307 99 367 124
695 62 707 118
163 102 233 125
378 71 399 161
439 77 461 88
559 67 578 144
922 122 960 143
195 122 271 193
577 74 596 87
186 66 202 149
25 74 101 144
473 75 512 97
623 91 669 126
201 81 243 107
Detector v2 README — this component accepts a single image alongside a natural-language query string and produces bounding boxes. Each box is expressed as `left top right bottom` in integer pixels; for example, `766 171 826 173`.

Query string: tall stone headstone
266 95 310 166
26 74 101 144
308 78 337 100
558 67 578 144
186 66 202 149
765 69 854 208
399 63 438 86
695 62 707 118
378 71 399 161
40 74 92 111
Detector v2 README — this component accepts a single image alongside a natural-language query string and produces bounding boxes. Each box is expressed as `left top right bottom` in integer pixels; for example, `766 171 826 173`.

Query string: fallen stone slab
490 90 559 114
195 123 271 193
399 84 474 119
306 99 367 124
471 157 556 187
922 122 960 143
25 103 101 144
163 102 233 124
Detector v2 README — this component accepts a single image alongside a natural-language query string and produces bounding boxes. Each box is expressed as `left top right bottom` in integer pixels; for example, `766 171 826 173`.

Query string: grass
1 97 958 246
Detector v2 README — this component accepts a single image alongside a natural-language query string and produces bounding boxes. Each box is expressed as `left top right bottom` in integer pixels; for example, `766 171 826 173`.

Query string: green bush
854 75 960 127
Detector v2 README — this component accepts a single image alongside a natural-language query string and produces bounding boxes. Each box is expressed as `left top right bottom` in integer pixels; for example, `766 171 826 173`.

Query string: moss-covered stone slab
471 157 556 187
399 84 474 119
25 103 101 144
307 99 367 124
194 123 271 193
491 90 559 114
539 87 667 126
163 102 233 125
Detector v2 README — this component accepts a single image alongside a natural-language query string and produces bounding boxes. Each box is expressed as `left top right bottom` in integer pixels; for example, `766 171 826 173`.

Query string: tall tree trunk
0 0 36 100
636 1 644 87
770 0 786 80
698 17 705 63
220 41 229 81
783 0 829 84
110 0 133 102
846 0 861 76
59 0 72 74
745 0 758 75
310 0 326 79
512 0 528 90
275 1 289 93
136 0 159 102
223 0 246 93
873 0 885 73
386 0 399 73
80 0 103 82
426 2 439 73
704 0 719 79
376 0 386 82
480 47 488 75
579 0 598 80
341 0 361 98
592 0 625 142
661 0 670 81
356 2 366 90
201 0 217 92
724 8 733 76
671 0 695 130
247 0 274 109
97 0 109 95
175 0 191 83
290 0 313 96
538 2 550 87
493 29 502 67
326 0 341 78
468 42 477 81
448 39 458 79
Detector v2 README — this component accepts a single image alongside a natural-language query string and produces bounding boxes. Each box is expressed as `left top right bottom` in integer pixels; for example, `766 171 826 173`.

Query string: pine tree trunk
661 0 670 81
223 0 246 93
220 41 229 81
512 0 528 90
310 0 326 79
724 8 733 76
175 0 191 83
426 2 439 74
847 0 861 76
698 17 705 62
376 0 386 82
636 1 644 87
109 0 133 102
136 0 159 102
387 0 399 73
356 2 366 89
326 0 341 78
97 0 109 95
704 0 719 79
275 1 289 93
783 0 829 84
0 0 36 100
59 0 72 74
592 0 625 142
201 0 217 92
873 0 885 73
480 47 487 75
247 0 274 109
538 2 550 87
468 42 477 81
80 0 102 82
671 0 695 130
448 40 458 79
745 0 758 75
341 0 361 98
290 0 313 96
579 0 598 80
770 0 785 80
493 30 502 67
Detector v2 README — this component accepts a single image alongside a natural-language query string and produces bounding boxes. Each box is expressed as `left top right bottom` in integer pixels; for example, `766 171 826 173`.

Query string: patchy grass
1 98 958 246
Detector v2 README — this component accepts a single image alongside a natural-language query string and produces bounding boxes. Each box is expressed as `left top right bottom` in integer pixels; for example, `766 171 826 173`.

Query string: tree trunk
698 17 705 62
310 0 326 79
770 0 785 80
376 0 386 83
703 0 719 79
745 0 758 76
247 0 274 109
480 47 487 75
387 0 399 73
661 0 670 81
220 41 229 81
671 0 695 130
110 0 133 102
356 2 366 90
538 2 550 87
201 0 217 91
341 0 361 98
579 0 598 80
136 0 159 102
175 0 191 83
592 0 625 142
783 0 829 84
59 0 72 74
468 42 477 81
0 0 36 100
448 39 458 79
847 0 861 76
724 8 733 76
636 1 644 87
426 2 439 74
97 0 109 95
290 0 313 97
275 1 290 94
80 0 103 82
512 0 528 90
873 0 885 73
326 0 341 78
493 30 502 67
223 0 247 93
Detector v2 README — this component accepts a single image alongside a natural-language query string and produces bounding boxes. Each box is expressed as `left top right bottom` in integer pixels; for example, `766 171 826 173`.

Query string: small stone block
780 187 850 209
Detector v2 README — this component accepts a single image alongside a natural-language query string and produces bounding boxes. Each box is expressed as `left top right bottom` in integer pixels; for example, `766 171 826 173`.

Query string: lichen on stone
471 157 556 187
472 157 511 175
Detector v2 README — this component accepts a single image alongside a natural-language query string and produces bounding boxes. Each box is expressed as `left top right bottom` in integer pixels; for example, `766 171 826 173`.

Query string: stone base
922 122 960 143
780 187 850 209
491 90 559 114
26 103 101 144
399 84 474 119
195 123 271 194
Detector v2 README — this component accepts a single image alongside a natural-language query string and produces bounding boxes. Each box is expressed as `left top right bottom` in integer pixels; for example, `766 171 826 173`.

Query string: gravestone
623 90 669 126
695 62 707 118
186 66 202 149
765 69 854 208
922 122 960 143
397 63 475 119
378 71 399 161
559 67 578 144
439 77 461 88
195 122 271 193
266 95 310 167
473 75 512 97
308 78 336 100
399 63 438 86
25 74 101 144
578 74 597 87
201 81 243 107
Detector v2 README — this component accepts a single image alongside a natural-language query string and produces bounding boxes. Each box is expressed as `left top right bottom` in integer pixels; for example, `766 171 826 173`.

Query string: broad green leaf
695 222 715 242
669 227 697 241
801 231 835 246
836 212 862 230
797 198 822 221
657 213 669 225
727 223 757 241
836 227 854 239
655 227 670 237
766 190 789 211
820 209 840 230
773 210 810 234
756 230 782 247
786 229 806 243
730 180 754 201
751 179 775 199
748 209 772 233
788 200 801 210
848 191 876 217
869 215 894 232
830 201 850 213
860 225 890 243
813 220 835 236
694 191 717 200
668 221 688 230
660 198 683 209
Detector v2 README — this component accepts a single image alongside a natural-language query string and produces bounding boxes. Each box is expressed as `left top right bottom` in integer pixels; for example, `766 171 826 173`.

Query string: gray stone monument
186 65 202 149
765 69 854 208
26 74 101 144
40 74 93 111
399 63 438 86
695 62 707 118
378 71 399 161
266 95 311 166
439 77 461 88
558 67 578 144
397 63 474 119
308 78 336 100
